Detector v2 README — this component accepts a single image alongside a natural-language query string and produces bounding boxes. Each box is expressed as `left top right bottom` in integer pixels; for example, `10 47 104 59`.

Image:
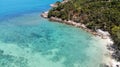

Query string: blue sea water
0 0 105 67
0 0 61 20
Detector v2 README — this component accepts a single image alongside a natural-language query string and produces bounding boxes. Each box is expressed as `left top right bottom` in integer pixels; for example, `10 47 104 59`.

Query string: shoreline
98 36 120 67
41 1 120 67
41 12 109 39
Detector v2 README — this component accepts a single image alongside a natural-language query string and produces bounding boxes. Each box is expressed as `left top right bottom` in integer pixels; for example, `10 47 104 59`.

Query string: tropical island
41 0 120 67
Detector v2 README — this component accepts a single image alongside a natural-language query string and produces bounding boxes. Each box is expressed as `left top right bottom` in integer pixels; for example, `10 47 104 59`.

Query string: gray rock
99 63 109 67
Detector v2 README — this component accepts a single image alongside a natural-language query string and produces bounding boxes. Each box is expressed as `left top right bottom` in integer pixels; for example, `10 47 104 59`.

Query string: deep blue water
0 0 61 20
0 0 105 67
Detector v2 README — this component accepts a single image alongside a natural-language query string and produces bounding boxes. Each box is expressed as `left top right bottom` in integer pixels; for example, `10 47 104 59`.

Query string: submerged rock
31 33 42 38
0 50 3 55
99 63 109 67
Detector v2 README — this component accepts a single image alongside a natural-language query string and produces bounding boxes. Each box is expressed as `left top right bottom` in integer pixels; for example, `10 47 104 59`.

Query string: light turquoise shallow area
0 13 104 67
0 0 105 67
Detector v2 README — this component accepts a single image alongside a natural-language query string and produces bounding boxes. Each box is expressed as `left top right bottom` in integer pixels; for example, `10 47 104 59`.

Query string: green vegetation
48 0 120 61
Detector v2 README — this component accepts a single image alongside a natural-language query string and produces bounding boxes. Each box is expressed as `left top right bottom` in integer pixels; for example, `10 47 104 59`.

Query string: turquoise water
0 0 105 67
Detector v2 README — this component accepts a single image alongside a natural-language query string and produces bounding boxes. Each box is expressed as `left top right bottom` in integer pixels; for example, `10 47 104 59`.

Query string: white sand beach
96 34 120 67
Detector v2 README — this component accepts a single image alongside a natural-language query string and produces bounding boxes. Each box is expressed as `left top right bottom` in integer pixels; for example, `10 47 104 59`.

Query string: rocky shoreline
41 1 120 67
41 11 109 39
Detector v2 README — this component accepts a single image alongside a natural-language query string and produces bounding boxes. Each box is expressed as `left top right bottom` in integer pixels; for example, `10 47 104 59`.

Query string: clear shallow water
0 0 105 67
